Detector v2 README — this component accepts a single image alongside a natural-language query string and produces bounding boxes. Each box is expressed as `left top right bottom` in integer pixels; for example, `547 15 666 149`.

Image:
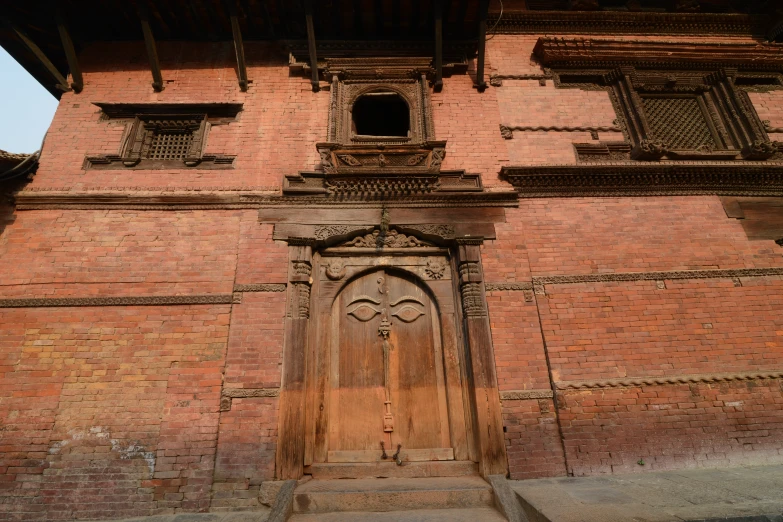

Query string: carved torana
339 229 434 249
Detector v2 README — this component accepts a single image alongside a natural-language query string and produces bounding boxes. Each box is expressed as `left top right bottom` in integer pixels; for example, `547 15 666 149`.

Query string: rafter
137 4 164 92
8 23 70 92
475 0 489 91
228 2 249 91
434 0 444 92
305 0 320 92
55 9 82 93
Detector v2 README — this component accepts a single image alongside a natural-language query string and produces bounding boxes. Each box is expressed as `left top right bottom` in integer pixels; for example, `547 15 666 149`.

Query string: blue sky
0 47 59 154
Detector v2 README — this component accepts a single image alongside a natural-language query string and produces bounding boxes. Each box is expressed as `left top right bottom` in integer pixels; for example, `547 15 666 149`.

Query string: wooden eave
0 0 485 98
488 10 767 37
534 37 783 69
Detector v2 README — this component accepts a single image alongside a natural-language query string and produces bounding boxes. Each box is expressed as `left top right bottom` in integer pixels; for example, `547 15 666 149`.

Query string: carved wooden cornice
486 267 783 290
485 282 534 291
286 41 474 79
500 164 783 197
533 267 783 285
488 10 762 36
283 170 485 198
94 102 243 119
499 389 554 400
220 387 281 411
14 189 275 210
534 37 783 70
556 370 783 390
233 284 287 292
316 141 447 174
500 124 621 139
0 294 238 308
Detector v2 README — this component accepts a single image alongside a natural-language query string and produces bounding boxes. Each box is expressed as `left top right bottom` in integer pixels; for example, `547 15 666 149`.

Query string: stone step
289 507 508 521
292 476 495 514
305 460 479 479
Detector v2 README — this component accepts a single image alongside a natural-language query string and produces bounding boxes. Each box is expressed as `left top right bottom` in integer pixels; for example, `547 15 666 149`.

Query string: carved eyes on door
348 305 381 322
347 295 382 322
347 295 426 323
392 306 424 323
389 295 426 323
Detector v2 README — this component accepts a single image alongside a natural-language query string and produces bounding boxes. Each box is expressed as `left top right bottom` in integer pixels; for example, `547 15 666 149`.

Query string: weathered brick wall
483 33 783 478
36 41 329 190
1 26 783 520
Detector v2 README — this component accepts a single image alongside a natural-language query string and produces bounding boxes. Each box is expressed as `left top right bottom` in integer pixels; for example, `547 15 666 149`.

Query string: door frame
275 228 508 479
308 253 473 466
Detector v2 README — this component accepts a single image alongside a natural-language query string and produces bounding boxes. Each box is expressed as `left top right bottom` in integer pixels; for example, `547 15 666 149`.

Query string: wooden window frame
85 102 242 170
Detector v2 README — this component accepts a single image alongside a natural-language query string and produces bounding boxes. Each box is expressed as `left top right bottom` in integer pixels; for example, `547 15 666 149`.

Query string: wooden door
326 269 453 462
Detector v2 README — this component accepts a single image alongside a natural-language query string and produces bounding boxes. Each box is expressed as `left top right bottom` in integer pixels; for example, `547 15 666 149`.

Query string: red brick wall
2 27 783 520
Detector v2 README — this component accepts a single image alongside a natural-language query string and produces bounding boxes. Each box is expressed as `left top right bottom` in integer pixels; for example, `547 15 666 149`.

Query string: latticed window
147 127 195 160
641 96 718 151
84 103 241 169
141 118 203 161
117 115 208 167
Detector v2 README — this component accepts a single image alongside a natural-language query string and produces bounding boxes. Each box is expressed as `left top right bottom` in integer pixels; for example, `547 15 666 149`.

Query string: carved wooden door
326 270 453 462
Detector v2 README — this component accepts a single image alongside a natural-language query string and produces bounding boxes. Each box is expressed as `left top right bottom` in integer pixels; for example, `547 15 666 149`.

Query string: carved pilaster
455 238 507 477
277 239 314 479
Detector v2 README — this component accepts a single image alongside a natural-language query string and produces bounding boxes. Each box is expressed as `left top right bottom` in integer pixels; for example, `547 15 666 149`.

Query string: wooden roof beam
475 0 489 92
137 4 164 92
55 8 83 93
475 0 488 91
434 0 444 92
7 23 70 93
228 2 249 92
305 0 320 92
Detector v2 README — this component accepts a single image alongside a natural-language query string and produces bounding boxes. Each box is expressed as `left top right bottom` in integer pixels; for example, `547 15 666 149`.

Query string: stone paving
67 464 783 522
512 464 783 522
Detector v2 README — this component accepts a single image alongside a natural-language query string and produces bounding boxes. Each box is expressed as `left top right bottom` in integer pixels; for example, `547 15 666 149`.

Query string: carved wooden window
125 115 206 165
314 62 446 174
85 103 242 170
556 68 779 162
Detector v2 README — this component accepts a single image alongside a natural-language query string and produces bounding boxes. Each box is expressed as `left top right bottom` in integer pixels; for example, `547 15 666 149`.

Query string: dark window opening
352 93 410 137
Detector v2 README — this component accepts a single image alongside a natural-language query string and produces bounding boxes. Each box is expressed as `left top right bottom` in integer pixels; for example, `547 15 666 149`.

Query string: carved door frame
306 249 472 467
275 228 507 479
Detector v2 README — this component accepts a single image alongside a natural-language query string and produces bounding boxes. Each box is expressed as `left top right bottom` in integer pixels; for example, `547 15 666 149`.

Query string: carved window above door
316 58 446 174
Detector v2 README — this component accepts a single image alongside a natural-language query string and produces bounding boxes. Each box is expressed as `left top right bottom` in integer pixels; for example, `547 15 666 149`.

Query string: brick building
1 0 783 520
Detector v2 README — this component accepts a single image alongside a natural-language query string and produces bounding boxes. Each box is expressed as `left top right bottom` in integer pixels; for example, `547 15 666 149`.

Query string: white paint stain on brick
47 426 155 475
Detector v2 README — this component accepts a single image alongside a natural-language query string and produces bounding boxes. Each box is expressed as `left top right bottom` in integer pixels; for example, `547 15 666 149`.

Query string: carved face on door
325 269 454 462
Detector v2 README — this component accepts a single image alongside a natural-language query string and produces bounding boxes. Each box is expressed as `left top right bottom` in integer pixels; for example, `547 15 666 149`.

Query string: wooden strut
55 9 83 93
228 3 248 92
137 4 163 92
475 0 489 91
434 0 444 92
9 24 70 92
304 0 320 92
